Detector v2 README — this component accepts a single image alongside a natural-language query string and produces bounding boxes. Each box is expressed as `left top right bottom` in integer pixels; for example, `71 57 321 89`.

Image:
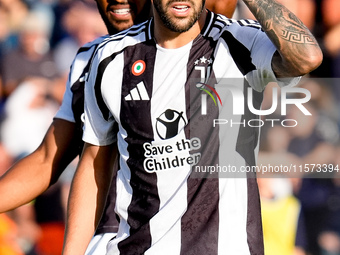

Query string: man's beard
153 0 205 33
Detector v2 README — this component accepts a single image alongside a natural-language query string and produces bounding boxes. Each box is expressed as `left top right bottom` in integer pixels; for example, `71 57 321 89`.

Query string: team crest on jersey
132 60 146 76
156 109 187 140
194 56 213 66
193 55 213 79
193 55 222 112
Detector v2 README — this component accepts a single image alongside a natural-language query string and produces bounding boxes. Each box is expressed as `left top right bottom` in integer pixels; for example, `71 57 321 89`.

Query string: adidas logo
125 81 150 101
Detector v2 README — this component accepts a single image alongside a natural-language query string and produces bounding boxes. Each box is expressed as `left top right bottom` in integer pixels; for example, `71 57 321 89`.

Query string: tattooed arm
242 0 322 78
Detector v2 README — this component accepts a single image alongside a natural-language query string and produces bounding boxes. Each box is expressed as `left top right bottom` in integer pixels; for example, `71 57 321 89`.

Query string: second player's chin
113 21 134 31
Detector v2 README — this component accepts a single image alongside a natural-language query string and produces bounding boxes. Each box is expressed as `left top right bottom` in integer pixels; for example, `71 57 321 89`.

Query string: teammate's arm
63 142 117 255
0 118 79 212
242 0 322 78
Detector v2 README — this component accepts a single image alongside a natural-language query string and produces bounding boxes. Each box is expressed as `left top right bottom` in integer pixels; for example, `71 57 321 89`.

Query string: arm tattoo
281 30 315 44
243 0 318 47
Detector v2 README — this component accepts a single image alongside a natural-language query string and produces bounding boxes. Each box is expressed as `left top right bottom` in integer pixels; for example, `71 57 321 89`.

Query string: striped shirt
84 11 299 255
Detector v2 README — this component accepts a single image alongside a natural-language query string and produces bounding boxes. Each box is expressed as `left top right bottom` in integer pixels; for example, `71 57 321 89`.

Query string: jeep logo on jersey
156 109 187 140
132 60 146 76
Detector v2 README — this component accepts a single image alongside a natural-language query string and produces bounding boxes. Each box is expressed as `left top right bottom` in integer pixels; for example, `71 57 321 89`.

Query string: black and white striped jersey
84 11 299 255
54 35 119 235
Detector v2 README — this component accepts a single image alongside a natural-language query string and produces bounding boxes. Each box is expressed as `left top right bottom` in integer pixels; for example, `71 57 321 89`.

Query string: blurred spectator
1 2 108 255
0 8 62 159
287 101 337 166
298 79 339 123
50 0 107 106
0 82 58 160
0 0 29 110
0 2 108 255
33 183 65 255
258 177 306 255
237 0 316 30
50 0 92 46
205 0 238 18
258 74 340 255
324 25 340 78
306 0 340 79
0 0 29 48
258 124 307 255
0 213 24 255
285 101 340 255
0 80 60 255
322 0 340 80
53 0 106 77
321 0 340 30
0 3 11 58
296 177 340 255
0 11 58 98
6 204 41 255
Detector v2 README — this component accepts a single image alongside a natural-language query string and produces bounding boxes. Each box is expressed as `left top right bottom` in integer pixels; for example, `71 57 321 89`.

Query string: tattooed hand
242 0 322 77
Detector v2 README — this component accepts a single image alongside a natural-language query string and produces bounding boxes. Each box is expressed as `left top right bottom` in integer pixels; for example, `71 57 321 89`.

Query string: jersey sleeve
54 36 110 123
82 48 117 146
247 29 301 91
54 66 75 123
227 21 301 92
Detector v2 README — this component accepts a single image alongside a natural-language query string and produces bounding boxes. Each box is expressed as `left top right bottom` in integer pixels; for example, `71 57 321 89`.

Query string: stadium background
0 0 340 254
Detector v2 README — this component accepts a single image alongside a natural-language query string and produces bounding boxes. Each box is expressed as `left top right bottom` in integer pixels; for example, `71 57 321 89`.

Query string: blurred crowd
242 1 340 255
0 0 339 255
0 0 106 254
